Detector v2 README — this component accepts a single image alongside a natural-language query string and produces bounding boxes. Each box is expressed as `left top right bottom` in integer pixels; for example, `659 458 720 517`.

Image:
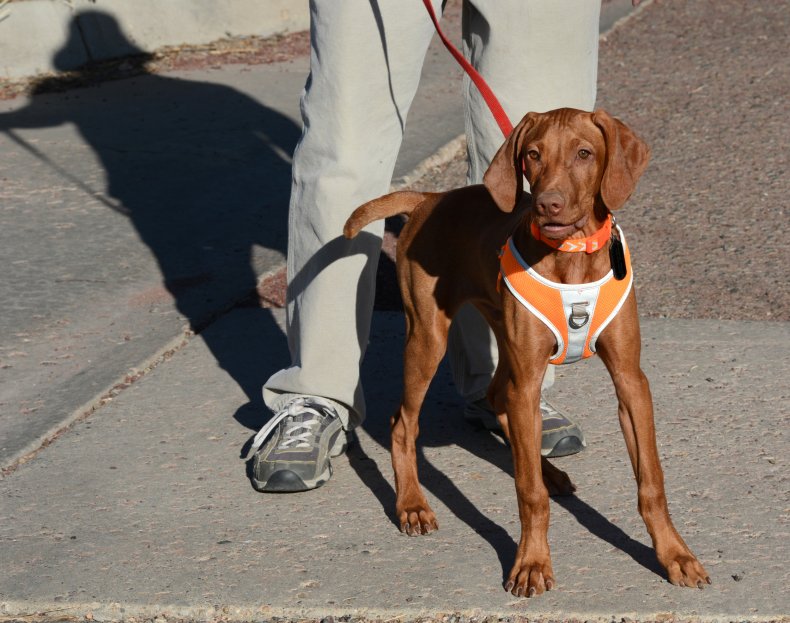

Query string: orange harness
499 225 633 365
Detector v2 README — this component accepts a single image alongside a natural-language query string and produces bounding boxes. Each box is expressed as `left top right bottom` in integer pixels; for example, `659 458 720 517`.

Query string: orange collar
530 215 612 254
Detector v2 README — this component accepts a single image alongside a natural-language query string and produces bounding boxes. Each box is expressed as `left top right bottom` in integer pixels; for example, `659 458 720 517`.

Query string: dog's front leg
500 299 557 597
597 296 710 588
505 374 555 597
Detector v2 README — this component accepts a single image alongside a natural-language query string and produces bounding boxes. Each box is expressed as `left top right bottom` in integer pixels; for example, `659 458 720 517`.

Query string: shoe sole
252 463 332 493
542 434 585 458
466 407 587 458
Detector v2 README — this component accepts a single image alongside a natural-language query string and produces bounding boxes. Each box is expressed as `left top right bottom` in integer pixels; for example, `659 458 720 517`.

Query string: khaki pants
264 0 601 428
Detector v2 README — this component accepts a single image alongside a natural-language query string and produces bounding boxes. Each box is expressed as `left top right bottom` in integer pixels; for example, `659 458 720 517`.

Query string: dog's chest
499 229 634 365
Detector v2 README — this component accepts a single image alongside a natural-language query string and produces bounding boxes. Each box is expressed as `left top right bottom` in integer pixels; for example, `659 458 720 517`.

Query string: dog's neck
513 205 613 286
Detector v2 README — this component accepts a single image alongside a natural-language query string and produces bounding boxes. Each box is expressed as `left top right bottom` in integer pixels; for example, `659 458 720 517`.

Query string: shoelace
249 396 337 454
539 399 560 418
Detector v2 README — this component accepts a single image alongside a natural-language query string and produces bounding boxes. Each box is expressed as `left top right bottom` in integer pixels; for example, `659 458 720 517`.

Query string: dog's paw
505 557 555 598
541 457 576 496
661 549 711 588
398 504 438 536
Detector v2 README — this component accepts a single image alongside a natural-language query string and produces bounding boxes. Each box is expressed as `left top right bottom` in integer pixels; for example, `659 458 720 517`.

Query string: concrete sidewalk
0 311 787 621
1 0 789 620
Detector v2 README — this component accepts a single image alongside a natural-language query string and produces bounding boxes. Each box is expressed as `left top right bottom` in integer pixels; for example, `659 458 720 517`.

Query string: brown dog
344 108 709 597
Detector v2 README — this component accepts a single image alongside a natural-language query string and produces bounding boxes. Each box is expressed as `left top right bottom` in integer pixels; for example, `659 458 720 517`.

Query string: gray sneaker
463 397 586 458
538 398 587 458
249 396 347 492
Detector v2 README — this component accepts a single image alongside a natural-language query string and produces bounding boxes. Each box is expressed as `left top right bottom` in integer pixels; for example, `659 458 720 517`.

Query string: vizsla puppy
344 108 709 597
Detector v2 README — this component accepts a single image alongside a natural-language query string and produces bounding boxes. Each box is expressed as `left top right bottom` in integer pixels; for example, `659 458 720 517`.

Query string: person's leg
450 0 601 455
463 0 600 182
255 1 442 491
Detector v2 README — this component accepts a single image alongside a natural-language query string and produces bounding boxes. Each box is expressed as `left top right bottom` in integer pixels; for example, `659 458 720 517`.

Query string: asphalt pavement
1 0 788 621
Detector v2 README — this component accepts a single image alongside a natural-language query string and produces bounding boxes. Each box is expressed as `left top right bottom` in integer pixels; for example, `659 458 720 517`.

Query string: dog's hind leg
391 290 451 536
488 341 575 497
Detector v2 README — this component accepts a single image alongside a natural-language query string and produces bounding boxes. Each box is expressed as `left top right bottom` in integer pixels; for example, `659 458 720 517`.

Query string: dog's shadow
348 415 518 579
456 427 665 579
352 316 665 582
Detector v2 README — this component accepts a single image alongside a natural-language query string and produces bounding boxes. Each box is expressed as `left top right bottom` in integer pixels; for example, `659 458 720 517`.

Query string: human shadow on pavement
0 12 299 436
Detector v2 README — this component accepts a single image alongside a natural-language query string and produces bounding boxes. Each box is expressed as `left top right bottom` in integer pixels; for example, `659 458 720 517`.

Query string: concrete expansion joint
391 135 466 191
0 332 191 478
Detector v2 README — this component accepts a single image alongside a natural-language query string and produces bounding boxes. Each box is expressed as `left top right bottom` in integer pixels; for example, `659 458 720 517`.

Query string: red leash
421 0 513 137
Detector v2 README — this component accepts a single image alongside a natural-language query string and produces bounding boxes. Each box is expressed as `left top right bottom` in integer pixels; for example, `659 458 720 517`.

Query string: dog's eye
578 149 592 159
527 150 540 161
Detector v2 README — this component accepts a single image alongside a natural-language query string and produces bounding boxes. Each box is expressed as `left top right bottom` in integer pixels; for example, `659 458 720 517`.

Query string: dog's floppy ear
483 113 537 213
592 109 651 211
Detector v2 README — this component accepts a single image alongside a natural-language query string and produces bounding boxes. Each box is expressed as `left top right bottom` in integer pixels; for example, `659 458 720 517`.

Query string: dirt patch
0 30 310 100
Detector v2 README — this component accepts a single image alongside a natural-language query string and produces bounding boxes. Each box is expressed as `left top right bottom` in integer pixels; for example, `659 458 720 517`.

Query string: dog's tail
343 191 429 239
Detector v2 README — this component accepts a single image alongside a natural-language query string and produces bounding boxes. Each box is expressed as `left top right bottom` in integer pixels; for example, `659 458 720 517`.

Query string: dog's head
484 108 650 240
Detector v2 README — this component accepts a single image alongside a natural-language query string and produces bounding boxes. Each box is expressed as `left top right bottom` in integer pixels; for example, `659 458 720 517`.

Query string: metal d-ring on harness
569 302 591 329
